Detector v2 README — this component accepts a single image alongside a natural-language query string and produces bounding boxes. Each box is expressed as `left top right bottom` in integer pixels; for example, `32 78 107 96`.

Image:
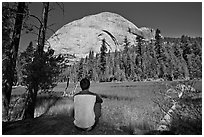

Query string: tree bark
23 82 38 119
2 2 25 121
38 2 49 55
23 2 49 119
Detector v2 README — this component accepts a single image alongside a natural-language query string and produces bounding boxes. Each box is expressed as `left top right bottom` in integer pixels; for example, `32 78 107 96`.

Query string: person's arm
69 104 74 118
70 97 75 118
94 94 103 121
94 103 101 120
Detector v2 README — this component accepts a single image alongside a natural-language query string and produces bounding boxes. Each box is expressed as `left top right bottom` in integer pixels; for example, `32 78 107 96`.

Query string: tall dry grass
7 81 202 135
35 96 74 117
101 97 162 134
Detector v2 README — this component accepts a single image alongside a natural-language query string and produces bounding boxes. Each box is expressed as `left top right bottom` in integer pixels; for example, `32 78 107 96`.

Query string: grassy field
9 80 202 134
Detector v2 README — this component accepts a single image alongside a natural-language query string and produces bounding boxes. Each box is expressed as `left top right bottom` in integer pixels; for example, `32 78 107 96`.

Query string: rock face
46 12 155 58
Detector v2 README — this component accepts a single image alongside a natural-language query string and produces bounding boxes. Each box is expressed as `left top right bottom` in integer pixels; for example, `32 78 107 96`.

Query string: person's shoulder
88 91 103 103
88 91 97 96
88 91 102 98
74 91 103 103
74 92 81 96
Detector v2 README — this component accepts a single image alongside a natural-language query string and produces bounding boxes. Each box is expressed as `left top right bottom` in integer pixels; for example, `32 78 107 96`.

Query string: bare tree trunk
23 82 38 119
38 2 49 55
2 2 25 121
23 2 49 119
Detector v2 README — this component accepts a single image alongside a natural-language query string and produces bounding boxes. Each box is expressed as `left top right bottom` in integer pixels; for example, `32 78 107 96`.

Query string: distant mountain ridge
46 12 156 59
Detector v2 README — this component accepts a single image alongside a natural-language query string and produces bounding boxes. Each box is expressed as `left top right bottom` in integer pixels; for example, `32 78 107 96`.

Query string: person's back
73 78 103 131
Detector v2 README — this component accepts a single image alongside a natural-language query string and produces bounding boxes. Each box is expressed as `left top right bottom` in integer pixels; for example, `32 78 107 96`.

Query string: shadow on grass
169 115 202 135
145 117 202 135
119 116 201 135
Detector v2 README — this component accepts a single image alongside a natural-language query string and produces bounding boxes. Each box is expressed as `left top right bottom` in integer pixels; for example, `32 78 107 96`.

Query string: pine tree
155 29 162 59
147 42 158 79
87 50 94 80
99 39 107 82
93 53 100 81
70 63 78 83
21 2 59 119
20 44 62 119
136 35 143 56
123 36 130 53
77 58 84 82
180 35 191 63
113 50 119 81
162 43 174 80
18 42 35 85
105 50 114 81
136 35 144 80
187 40 202 79
122 37 132 80
154 29 165 79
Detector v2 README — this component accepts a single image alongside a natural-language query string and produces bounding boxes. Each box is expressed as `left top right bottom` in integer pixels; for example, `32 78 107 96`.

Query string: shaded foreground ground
3 114 126 135
2 101 172 135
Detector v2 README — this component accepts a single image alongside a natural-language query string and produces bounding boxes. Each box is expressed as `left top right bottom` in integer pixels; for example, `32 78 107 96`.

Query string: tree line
63 31 202 83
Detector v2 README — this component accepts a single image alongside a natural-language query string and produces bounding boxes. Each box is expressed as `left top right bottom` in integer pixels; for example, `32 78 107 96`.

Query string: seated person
72 78 103 131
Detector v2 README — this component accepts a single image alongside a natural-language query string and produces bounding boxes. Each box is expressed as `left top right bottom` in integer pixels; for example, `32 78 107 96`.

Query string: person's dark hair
80 78 90 90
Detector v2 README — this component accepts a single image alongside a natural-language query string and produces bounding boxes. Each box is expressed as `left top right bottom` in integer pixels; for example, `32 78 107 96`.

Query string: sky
19 2 202 51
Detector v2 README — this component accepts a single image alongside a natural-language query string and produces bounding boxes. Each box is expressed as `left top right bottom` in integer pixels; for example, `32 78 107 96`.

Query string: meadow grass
33 81 166 134
101 98 162 134
35 97 74 117
33 95 162 134
10 80 202 134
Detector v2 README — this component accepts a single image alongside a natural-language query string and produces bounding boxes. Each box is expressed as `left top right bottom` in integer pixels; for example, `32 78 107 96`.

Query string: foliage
65 34 201 83
99 39 108 82
5 79 202 135
19 42 62 92
77 58 84 81
18 41 63 119
87 50 95 80
2 3 15 55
